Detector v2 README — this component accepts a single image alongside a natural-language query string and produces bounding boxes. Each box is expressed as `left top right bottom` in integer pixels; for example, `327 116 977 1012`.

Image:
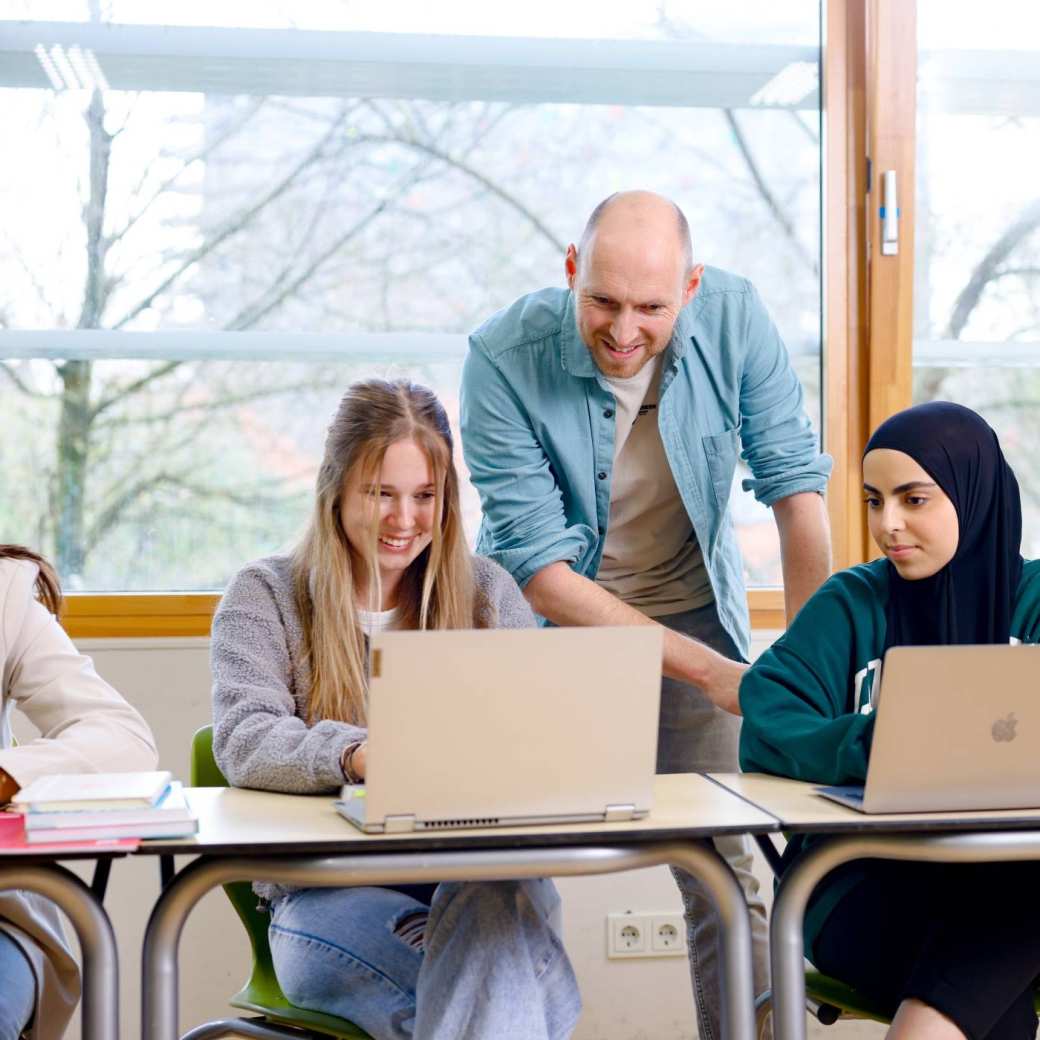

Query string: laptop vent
420 816 501 830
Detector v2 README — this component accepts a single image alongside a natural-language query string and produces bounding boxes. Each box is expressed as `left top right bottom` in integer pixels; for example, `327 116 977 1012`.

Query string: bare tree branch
95 376 341 430
788 109 819 146
945 198 1040 339
223 150 445 331
85 468 308 553
77 88 113 328
110 106 353 331
351 133 566 253
723 110 819 277
108 98 268 248
90 360 183 420
4 241 65 318
994 266 1040 281
0 361 46 398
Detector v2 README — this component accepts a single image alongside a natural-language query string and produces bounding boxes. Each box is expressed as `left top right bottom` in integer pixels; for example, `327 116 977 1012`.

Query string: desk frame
771 831 1040 1040
142 840 756 1040
0 861 120 1040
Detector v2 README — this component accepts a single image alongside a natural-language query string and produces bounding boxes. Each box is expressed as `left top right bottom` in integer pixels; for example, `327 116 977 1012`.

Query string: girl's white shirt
357 605 402 637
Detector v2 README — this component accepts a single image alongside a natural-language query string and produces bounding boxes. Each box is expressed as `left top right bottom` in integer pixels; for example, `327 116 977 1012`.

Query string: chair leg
180 1017 315 1040
755 988 843 1033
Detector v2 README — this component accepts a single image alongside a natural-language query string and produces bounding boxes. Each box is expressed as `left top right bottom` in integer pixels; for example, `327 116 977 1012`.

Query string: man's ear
682 264 705 307
565 244 579 290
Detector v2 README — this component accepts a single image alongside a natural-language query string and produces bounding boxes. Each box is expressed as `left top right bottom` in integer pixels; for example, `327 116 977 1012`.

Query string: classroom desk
138 773 778 1040
710 772 1040 1040
0 847 131 1040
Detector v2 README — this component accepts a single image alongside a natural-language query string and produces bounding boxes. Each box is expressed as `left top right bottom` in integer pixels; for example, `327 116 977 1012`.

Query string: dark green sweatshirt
739 557 1040 955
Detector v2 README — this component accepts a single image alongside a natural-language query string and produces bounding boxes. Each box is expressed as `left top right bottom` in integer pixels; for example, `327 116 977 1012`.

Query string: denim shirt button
603 408 614 418
597 471 607 480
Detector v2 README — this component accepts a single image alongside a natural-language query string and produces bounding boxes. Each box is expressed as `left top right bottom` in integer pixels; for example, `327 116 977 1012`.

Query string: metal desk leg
670 839 755 1040
143 840 755 1040
770 830 1040 1040
0 861 119 1040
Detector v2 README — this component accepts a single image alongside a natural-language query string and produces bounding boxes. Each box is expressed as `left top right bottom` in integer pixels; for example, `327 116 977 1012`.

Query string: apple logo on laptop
992 713 1018 743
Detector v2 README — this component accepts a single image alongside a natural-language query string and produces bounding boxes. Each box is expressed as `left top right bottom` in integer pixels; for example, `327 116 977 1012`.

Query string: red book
0 812 138 854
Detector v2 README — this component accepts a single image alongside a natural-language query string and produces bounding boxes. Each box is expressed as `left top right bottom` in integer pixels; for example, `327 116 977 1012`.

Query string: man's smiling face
566 193 702 379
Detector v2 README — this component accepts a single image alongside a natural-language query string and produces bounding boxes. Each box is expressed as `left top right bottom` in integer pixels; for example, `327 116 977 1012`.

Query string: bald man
461 191 832 1037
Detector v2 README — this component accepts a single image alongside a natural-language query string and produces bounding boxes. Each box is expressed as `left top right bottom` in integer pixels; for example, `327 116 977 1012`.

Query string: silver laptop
336 626 662 833
818 644 1040 813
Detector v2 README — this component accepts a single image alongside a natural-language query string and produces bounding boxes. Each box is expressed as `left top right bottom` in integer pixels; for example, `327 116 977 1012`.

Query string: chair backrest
189 725 284 999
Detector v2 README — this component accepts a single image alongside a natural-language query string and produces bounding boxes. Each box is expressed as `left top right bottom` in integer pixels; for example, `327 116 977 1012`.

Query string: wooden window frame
59 0 917 640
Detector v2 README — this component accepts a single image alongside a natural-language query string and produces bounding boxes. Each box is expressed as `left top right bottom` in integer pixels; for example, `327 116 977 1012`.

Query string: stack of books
9 770 198 843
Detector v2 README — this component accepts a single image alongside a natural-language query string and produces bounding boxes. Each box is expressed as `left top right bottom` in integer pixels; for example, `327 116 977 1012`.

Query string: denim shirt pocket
702 426 741 510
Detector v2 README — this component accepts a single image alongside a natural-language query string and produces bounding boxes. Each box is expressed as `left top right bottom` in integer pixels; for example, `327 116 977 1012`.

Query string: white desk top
140 773 778 855
710 773 1040 832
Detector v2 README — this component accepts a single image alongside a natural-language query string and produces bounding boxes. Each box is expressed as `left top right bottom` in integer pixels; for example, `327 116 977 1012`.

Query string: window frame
15 0 917 638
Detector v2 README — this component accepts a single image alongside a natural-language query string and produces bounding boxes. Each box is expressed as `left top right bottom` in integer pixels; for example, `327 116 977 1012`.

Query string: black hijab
864 401 1023 652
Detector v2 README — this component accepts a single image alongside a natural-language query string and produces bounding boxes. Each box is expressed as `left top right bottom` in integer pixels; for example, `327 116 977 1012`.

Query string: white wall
20 634 884 1039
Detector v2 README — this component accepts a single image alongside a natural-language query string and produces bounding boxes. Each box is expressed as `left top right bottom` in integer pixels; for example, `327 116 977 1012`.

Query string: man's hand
526 562 746 714
693 651 748 716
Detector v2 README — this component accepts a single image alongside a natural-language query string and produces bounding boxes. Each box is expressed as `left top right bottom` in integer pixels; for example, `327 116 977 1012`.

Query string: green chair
183 725 372 1040
749 833 890 1034
751 835 1040 1036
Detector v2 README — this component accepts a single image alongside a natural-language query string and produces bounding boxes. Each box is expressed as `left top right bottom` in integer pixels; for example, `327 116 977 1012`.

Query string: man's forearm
524 562 745 713
773 491 832 624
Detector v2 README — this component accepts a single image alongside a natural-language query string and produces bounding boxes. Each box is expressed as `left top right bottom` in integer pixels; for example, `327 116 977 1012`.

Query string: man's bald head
576 191 694 276
564 191 704 378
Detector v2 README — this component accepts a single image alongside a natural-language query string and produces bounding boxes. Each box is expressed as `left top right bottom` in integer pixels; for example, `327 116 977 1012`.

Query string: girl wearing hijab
740 402 1040 1040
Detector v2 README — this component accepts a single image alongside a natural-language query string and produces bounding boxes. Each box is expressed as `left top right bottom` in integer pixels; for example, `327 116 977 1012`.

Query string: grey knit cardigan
211 553 535 796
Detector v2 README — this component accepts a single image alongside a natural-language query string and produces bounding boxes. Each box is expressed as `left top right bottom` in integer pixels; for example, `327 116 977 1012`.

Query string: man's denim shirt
459 266 832 660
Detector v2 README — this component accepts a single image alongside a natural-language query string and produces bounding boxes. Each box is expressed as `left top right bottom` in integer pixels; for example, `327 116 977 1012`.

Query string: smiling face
340 437 438 608
566 194 702 379
862 448 960 580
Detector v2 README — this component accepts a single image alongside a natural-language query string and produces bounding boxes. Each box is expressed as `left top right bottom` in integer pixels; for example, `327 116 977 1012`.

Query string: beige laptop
818 644 1040 813
336 626 662 833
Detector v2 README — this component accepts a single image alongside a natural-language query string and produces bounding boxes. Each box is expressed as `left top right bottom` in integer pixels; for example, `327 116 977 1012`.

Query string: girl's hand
352 742 367 781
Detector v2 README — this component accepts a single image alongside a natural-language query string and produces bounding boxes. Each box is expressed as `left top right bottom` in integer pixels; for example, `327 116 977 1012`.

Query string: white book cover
21 782 192 829
25 816 198 844
11 770 173 812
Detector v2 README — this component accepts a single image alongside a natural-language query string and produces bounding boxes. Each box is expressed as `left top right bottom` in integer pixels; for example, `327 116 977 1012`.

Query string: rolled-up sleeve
737 285 832 506
461 338 597 588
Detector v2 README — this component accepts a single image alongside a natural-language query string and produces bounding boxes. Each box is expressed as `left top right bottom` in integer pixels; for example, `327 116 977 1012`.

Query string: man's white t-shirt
595 358 714 617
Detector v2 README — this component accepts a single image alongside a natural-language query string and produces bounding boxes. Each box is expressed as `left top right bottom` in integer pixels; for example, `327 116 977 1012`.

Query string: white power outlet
607 911 685 959
650 913 685 953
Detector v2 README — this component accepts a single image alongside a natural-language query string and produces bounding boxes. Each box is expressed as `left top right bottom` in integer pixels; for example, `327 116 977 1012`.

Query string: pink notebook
0 812 138 854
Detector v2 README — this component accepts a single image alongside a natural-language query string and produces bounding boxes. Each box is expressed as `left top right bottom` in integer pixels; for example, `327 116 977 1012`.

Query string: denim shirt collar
559 290 693 380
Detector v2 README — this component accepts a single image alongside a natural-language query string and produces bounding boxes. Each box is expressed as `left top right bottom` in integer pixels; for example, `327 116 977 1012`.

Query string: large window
1 2 822 609
913 0 1040 555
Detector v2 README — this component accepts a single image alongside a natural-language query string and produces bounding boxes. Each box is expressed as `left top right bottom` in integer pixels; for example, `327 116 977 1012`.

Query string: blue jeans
269 879 580 1040
658 603 771 1040
0 927 35 1040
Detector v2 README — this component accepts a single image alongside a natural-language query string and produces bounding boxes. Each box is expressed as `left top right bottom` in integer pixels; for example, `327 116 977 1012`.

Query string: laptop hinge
604 803 636 822
384 814 417 833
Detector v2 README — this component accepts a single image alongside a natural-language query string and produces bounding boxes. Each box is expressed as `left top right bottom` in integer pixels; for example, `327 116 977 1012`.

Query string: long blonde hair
292 379 474 725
